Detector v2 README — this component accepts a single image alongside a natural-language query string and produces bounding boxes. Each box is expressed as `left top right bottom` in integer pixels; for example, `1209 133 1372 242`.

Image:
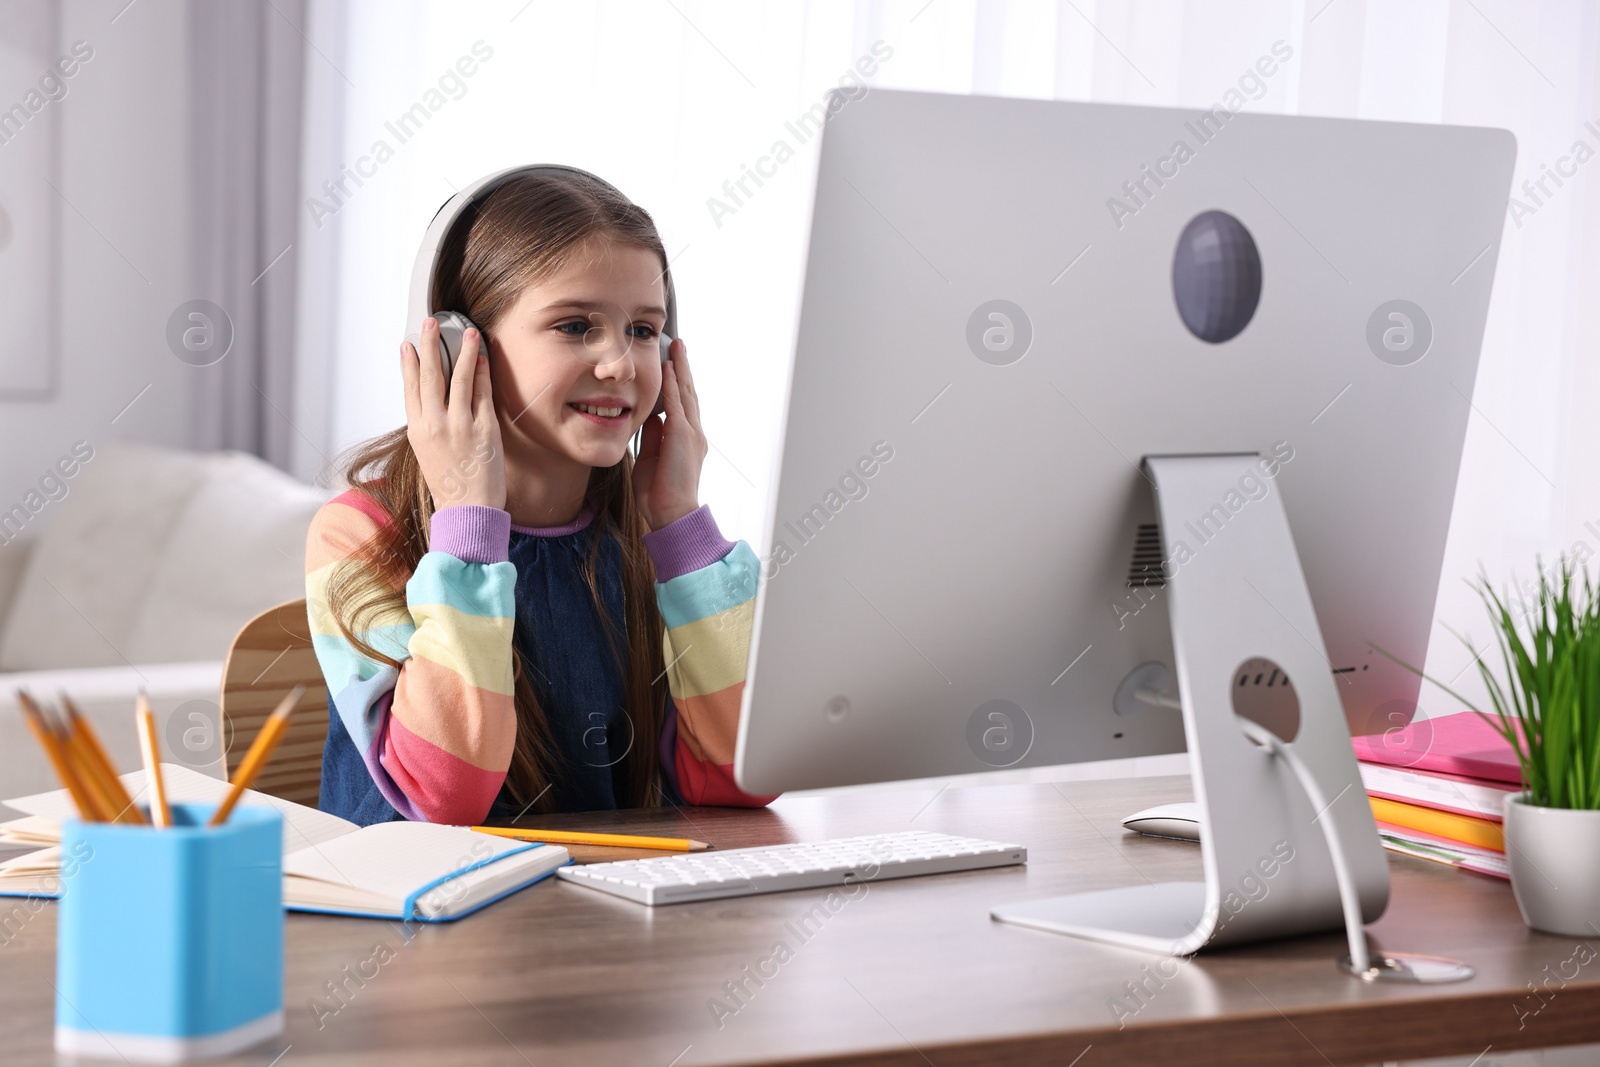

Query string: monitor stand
992 453 1393 958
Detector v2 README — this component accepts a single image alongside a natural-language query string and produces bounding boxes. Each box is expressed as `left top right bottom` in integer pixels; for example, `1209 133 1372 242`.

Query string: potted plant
1436 558 1600 936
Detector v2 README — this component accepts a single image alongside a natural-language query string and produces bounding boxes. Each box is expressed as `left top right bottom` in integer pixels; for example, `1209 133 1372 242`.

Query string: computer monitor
735 87 1515 958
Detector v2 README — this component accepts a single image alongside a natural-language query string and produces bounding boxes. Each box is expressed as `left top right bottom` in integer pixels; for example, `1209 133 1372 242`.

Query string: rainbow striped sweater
304 490 776 824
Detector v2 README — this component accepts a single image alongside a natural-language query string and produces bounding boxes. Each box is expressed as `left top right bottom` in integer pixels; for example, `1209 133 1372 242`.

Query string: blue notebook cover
287 854 575 922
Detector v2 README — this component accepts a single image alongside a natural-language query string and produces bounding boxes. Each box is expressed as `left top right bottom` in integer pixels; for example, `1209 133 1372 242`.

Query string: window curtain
187 0 305 470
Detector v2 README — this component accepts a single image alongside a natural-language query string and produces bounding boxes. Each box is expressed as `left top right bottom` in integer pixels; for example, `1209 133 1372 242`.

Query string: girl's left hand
633 338 708 531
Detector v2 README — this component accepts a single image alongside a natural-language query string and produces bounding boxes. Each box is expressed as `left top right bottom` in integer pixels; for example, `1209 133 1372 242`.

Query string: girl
304 170 776 825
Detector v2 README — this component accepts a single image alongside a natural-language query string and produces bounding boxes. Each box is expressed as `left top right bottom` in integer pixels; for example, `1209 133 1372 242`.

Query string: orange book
1369 795 1504 853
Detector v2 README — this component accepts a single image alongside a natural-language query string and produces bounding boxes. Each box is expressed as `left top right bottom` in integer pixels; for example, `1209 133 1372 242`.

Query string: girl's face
486 237 667 473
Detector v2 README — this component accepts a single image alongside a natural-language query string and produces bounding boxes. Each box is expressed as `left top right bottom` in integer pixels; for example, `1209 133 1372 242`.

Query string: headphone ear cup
433 311 481 396
650 334 672 418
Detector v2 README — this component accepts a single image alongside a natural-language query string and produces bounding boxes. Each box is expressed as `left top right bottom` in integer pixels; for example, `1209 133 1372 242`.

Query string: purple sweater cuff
429 505 511 564
643 504 735 581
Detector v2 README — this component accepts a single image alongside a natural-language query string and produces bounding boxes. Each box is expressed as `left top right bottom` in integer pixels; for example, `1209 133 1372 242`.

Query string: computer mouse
1121 801 1202 842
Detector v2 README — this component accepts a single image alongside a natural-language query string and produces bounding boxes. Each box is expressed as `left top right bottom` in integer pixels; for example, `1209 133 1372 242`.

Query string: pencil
28 695 118 823
61 694 146 825
57 719 121 823
17 692 99 821
210 685 303 827
468 826 712 852
136 692 171 828
46 703 117 822
53 713 115 822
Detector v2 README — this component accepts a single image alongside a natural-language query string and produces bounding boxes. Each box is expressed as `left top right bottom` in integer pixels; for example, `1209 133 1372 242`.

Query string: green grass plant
1375 557 1600 810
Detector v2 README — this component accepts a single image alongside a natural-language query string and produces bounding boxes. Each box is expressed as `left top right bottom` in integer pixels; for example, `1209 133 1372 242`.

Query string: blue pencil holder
55 802 284 1062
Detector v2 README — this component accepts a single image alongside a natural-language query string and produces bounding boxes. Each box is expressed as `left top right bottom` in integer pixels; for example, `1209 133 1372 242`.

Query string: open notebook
0 763 569 921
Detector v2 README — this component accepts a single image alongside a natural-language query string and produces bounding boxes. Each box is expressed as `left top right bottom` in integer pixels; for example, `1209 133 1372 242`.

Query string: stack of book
1350 710 1521 879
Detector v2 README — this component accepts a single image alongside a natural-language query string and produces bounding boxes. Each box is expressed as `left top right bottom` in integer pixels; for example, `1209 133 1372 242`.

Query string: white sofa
0 442 329 798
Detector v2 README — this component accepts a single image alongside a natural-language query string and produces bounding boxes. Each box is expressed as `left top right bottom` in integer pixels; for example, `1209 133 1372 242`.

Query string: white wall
301 0 1600 724
0 0 195 548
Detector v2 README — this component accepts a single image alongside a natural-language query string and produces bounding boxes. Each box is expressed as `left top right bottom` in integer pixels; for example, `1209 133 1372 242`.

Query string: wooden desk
3 775 1598 1066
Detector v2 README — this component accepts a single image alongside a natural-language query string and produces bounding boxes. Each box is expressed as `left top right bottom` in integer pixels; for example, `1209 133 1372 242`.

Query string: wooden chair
219 599 329 807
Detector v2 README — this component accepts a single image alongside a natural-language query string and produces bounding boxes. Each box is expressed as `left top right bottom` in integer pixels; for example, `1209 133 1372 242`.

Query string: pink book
1350 710 1523 786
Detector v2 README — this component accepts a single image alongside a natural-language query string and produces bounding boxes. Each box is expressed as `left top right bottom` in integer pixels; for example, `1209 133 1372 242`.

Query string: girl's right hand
401 317 508 511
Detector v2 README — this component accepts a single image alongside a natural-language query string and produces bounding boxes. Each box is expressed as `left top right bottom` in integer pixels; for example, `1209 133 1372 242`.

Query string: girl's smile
566 396 634 426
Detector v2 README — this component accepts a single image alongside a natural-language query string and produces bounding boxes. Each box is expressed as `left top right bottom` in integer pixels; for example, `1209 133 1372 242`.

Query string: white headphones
405 163 676 420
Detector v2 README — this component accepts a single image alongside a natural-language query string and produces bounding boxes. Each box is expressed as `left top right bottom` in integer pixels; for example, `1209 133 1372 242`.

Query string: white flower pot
1503 794 1600 937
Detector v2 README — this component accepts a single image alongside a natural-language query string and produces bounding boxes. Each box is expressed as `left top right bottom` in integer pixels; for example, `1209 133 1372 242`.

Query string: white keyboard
555 830 1027 905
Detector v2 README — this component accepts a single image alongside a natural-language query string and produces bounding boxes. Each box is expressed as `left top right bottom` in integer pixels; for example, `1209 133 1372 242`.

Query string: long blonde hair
328 172 671 813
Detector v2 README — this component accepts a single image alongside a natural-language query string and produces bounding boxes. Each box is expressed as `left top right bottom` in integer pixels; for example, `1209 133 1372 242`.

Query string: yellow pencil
61 694 146 825
60 726 122 823
17 692 99 821
54 718 115 822
38 698 121 824
210 686 303 827
468 825 711 852
136 693 171 828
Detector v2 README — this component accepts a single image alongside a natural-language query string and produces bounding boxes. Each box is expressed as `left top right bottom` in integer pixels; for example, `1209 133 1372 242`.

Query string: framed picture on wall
0 0 61 399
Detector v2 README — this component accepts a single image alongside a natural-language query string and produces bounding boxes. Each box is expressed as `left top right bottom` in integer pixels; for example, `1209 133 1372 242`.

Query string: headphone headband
404 164 678 346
